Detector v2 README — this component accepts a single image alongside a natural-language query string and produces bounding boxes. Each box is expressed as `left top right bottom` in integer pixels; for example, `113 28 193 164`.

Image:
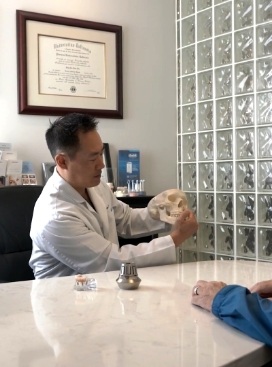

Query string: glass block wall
176 0 272 263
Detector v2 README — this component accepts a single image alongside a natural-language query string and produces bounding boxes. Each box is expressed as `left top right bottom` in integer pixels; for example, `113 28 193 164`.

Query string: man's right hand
170 209 198 247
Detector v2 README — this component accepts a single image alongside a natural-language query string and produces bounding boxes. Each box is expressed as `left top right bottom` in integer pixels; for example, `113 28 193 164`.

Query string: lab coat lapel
88 188 109 237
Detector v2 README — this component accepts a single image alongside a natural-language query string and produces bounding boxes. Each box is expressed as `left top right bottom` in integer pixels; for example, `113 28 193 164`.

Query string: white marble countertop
0 260 272 367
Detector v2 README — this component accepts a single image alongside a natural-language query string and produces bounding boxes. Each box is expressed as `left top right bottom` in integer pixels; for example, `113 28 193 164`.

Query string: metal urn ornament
116 262 141 290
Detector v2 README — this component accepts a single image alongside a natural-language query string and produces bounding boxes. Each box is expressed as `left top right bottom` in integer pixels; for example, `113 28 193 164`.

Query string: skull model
148 189 188 224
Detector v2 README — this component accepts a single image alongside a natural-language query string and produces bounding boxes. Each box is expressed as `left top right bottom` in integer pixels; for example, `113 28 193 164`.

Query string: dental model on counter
114 179 146 197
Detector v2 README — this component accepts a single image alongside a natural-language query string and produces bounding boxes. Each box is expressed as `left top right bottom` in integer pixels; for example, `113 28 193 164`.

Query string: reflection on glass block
199 193 214 221
237 226 255 257
237 194 255 223
217 194 233 222
217 224 234 254
187 193 197 214
182 134 196 161
182 233 197 250
197 40 212 71
257 58 272 91
198 71 213 100
236 95 254 126
182 45 195 75
177 21 181 49
181 249 197 263
234 28 254 62
198 223 214 251
183 164 196 190
178 163 182 188
182 104 196 132
237 161 255 191
258 228 272 260
178 135 181 162
214 2 232 36
182 16 195 46
217 130 233 159
258 194 272 225
256 24 272 57
236 128 254 158
258 127 272 157
217 162 233 191
181 0 195 17
177 49 181 77
177 77 181 105
216 254 234 260
214 35 232 66
178 107 181 134
216 98 232 129
182 75 196 103
197 9 212 41
215 66 232 97
199 252 215 261
177 0 180 19
197 0 212 11
234 0 253 29
199 132 214 160
258 161 272 190
257 92 272 124
199 163 214 190
198 102 213 130
256 0 272 24
235 62 254 94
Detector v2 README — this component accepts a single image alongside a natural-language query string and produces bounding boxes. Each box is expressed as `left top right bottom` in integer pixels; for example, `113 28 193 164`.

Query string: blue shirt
212 285 272 347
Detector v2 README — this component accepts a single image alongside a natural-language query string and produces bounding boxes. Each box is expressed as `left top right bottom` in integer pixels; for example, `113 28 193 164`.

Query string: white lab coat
29 170 176 278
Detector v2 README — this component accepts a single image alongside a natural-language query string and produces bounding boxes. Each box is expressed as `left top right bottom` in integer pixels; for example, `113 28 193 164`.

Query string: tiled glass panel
236 95 254 126
234 0 253 29
256 0 272 24
177 0 272 264
216 98 232 129
234 28 254 62
214 35 232 66
198 101 213 130
182 45 195 75
181 0 195 17
182 16 195 46
256 24 272 57
197 40 212 71
182 105 196 132
215 66 232 97
197 9 212 41
235 62 254 94
214 2 232 36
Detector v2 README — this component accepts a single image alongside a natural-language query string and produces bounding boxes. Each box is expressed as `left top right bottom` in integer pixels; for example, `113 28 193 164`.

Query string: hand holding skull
170 209 198 246
148 189 198 247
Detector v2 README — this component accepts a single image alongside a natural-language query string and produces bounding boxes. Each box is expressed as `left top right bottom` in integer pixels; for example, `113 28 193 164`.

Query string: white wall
0 0 177 195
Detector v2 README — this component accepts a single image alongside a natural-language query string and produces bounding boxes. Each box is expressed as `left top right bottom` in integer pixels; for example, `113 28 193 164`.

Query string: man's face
63 130 105 192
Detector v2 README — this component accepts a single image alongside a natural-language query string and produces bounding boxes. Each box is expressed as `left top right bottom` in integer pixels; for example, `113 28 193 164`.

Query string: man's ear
55 153 68 169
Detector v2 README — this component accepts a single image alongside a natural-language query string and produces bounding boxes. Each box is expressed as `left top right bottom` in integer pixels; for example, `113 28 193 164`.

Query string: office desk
0 260 272 367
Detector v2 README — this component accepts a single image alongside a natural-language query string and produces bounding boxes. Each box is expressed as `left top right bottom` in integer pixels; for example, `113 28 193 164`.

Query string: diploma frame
16 10 123 118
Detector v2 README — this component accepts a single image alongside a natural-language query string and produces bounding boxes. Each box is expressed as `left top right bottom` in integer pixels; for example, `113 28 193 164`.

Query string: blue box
118 150 140 186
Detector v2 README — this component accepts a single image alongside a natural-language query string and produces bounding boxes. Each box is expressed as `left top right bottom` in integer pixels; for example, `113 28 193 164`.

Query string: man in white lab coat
29 113 198 278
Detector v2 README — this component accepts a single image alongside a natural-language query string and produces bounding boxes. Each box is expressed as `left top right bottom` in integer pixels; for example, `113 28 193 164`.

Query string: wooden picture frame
16 10 123 118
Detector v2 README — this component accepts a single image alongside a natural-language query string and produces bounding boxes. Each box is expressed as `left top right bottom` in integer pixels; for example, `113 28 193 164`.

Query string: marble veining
0 260 272 367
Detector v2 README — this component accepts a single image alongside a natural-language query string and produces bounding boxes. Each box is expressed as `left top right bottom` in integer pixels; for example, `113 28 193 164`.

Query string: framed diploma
16 10 123 118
